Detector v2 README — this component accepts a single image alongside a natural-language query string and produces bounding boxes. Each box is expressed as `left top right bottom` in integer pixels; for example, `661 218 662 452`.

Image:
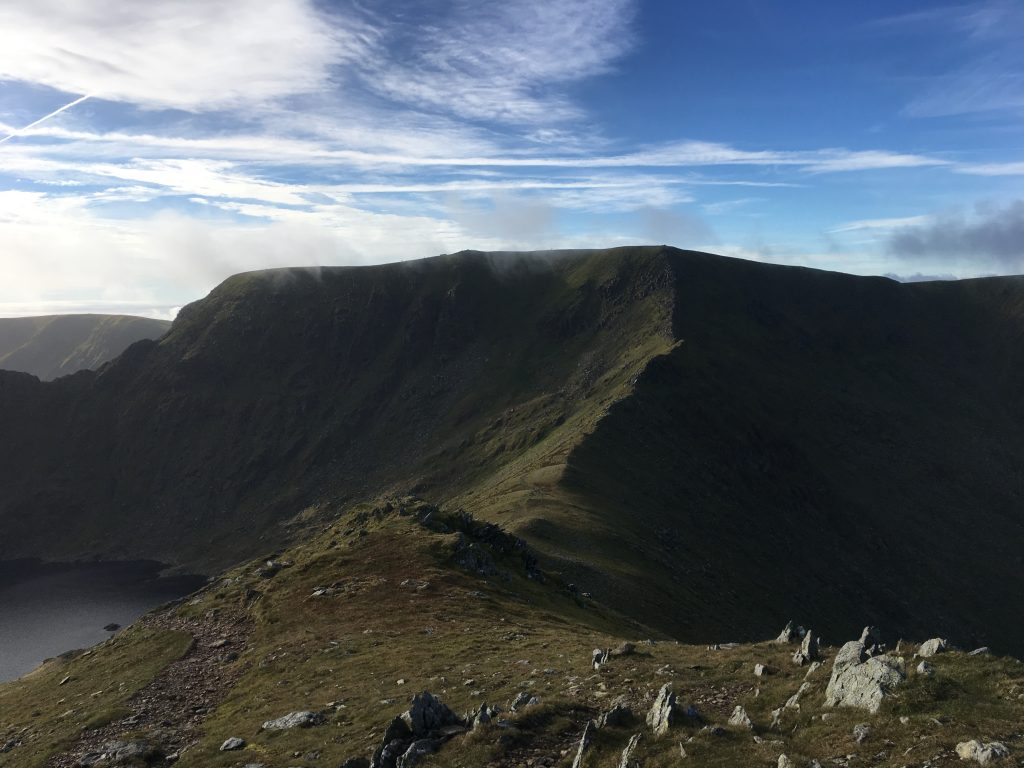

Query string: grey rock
570 720 595 768
917 660 936 676
403 692 462 736
728 705 753 730
76 740 161 766
610 642 636 657
619 732 642 768
219 737 246 751
508 691 539 712
859 626 882 654
598 697 632 728
592 648 609 670
804 661 822 679
969 647 991 656
918 638 947 657
754 663 771 677
785 682 812 709
956 740 1010 765
397 739 438 768
383 715 413 744
793 629 820 666
853 723 871 744
775 621 802 644
370 739 408 768
646 684 678 736
468 703 498 729
824 640 905 713
777 755 794 768
261 711 325 730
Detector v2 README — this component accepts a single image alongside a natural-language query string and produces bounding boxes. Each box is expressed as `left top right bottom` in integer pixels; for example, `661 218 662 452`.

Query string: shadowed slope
0 248 674 569
552 252 1024 651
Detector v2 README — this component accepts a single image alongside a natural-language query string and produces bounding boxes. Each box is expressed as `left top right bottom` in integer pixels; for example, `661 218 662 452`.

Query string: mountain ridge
2 246 1024 654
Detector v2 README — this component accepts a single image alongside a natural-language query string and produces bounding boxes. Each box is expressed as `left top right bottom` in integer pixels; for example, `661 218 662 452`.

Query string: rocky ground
46 611 251 768
3 500 1023 768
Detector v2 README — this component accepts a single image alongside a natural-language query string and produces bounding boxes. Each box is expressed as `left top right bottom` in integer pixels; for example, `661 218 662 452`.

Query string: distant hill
0 314 171 380
2 247 1024 655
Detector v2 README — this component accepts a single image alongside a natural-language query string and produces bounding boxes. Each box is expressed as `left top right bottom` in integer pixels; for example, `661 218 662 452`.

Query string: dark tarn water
0 560 206 682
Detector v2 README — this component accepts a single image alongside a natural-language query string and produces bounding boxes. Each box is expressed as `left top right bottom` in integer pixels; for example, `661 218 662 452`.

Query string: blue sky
0 0 1022 316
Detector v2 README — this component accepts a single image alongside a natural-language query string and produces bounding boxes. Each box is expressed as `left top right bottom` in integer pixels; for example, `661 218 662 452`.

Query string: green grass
3 499 1023 767
0 628 192 766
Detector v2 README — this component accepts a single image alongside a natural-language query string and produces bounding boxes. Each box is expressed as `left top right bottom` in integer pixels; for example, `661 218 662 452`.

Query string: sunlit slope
0 314 170 380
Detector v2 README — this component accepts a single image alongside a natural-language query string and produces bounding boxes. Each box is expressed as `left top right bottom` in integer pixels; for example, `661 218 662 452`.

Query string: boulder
403 692 462 736
824 640 905 713
619 732 642 768
261 711 325 730
728 705 753 730
917 661 936 676
969 647 991 656
853 723 871 744
219 737 246 751
956 740 1009 765
646 683 678 736
918 638 948 657
754 663 771 677
778 755 794 768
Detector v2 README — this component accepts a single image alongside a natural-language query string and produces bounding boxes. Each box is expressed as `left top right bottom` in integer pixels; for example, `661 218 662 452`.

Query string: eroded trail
49 609 251 767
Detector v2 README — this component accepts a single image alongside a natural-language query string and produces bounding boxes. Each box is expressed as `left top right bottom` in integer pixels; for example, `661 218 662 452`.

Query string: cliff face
2 247 1023 653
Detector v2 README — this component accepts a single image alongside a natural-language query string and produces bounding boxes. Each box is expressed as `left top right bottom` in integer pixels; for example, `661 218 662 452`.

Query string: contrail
0 93 94 146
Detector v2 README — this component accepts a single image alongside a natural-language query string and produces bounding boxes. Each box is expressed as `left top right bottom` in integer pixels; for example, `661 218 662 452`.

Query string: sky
1 0 1023 318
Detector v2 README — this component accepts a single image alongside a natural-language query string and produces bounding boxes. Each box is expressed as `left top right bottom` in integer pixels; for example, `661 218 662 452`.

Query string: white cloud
361 0 636 123
0 0 364 110
830 215 932 233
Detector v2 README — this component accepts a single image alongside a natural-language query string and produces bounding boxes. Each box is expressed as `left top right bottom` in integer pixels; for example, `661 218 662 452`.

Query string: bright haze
1 0 1022 317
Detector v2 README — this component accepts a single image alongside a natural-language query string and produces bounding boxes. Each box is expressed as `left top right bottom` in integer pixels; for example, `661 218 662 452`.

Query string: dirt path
48 610 251 767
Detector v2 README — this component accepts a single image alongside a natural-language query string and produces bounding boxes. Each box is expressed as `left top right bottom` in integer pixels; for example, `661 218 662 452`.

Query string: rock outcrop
824 638 906 713
619 732 642 768
646 684 679 736
918 638 948 657
793 629 820 666
261 711 325 730
369 693 466 768
956 740 1010 765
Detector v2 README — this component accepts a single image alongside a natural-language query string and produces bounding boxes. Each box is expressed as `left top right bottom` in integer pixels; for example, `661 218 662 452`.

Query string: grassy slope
2 499 1021 768
0 315 171 380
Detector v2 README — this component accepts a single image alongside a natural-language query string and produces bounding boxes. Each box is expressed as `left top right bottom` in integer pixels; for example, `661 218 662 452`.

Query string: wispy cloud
358 0 636 124
0 0 364 110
